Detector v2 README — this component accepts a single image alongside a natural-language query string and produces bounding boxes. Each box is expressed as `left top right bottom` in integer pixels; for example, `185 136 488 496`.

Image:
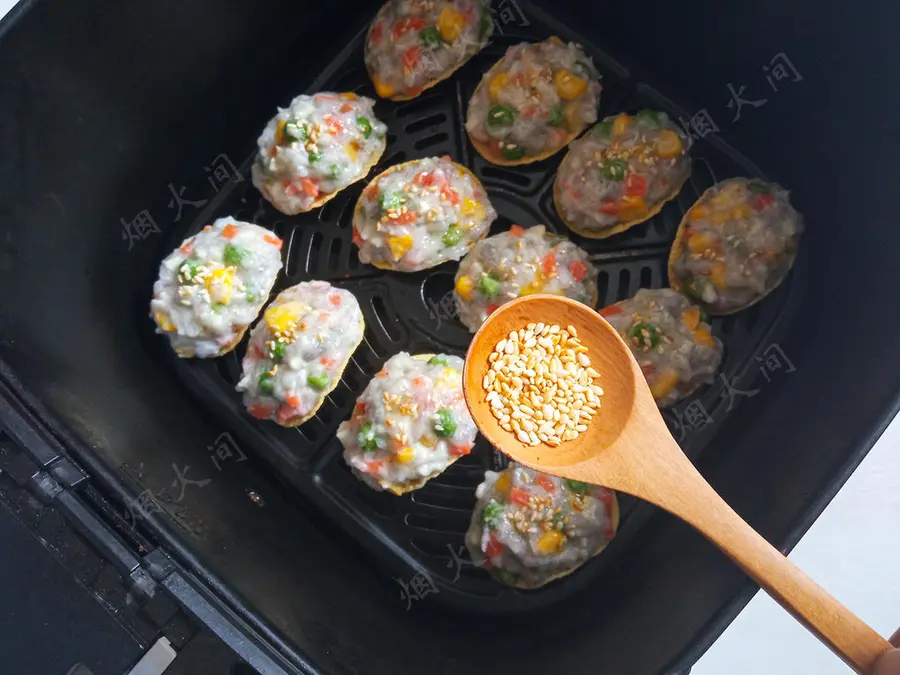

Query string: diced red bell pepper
449 444 472 457
485 535 504 558
441 187 460 206
392 210 417 225
300 177 319 198
352 226 364 246
534 475 556 493
319 357 336 370
599 198 620 215
541 253 557 276
179 241 193 254
486 303 500 316
569 260 588 281
598 304 623 317
366 459 385 475
370 21 383 45
402 46 421 73
276 405 296 426
328 293 342 307
624 174 648 197
509 488 530 506
392 17 427 40
413 171 434 186
753 193 775 211
509 225 525 237
353 401 367 417
285 394 301 409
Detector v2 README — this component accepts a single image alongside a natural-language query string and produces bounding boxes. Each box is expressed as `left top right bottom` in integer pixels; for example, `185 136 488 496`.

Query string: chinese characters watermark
395 572 439 609
208 432 247 472
492 0 530 35
426 290 459 330
205 153 244 193
121 210 161 251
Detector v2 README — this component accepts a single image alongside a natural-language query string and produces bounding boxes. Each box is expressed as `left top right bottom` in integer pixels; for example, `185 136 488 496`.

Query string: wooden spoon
462 294 890 674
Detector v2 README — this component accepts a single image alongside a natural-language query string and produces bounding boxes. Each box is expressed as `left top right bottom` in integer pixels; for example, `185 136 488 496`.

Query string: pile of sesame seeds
483 322 603 447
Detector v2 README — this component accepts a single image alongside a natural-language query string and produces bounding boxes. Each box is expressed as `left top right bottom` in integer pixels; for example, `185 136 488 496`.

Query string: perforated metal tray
166 4 805 613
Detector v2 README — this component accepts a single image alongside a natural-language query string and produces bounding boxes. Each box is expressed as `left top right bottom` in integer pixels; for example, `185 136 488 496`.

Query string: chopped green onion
487 105 515 128
432 409 456 438
683 276 711 303
308 150 323 163
747 180 773 195
179 258 203 281
482 500 504 528
419 26 442 48
479 273 501 298
245 291 256 303
258 371 276 395
356 116 372 138
211 303 226 313
636 109 664 126
328 164 341 181
565 479 588 495
600 158 629 181
358 420 379 453
379 191 407 212
284 120 307 143
307 373 329 391
547 106 564 127
223 243 248 267
492 569 519 586
442 224 463 247
478 10 493 40
427 356 448 367
630 322 662 349
271 341 286 361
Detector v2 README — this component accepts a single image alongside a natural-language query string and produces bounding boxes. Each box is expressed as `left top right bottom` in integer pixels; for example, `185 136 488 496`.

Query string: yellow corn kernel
689 204 710 222
618 194 648 221
681 306 701 330
709 209 732 226
494 471 511 494
548 35 565 46
650 369 681 400
154 311 176 333
687 231 718 254
518 279 545 296
205 267 235 305
536 530 565 555
345 141 359 162
274 118 287 145
655 129 684 159
442 367 458 379
395 447 416 464
418 435 437 449
339 91 359 100
554 69 587 101
455 275 474 300
710 182 745 209
264 301 309 333
708 261 728 288
372 75 394 99
461 197 486 224
437 7 465 42
387 234 413 261
488 72 509 103
612 113 632 138
694 326 716 347
730 202 754 220
563 102 581 130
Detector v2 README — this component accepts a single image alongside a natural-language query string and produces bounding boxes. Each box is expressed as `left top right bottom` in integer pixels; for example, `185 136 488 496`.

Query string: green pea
258 371 276 395
245 291 256 303
479 273 501 298
356 116 372 138
566 479 588 495
379 191 406 212
307 150 323 163
482 500 504 528
442 224 463 247
179 258 203 281
328 164 341 181
747 180 773 195
283 120 307 143
358 420 379 453
592 121 613 138
271 341 286 361
600 158 628 181
478 10 494 40
428 356 448 367
547 106 565 127
487 105 515 128
636 109 664 126
223 243 248 267
500 144 526 161
307 373 329 391
432 409 456 438
630 322 662 349
419 26 442 48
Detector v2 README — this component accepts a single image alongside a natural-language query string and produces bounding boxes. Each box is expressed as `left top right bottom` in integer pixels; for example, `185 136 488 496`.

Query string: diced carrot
413 170 435 186
203 225 212 232
541 253 557 275
509 225 525 236
328 293 342 307
353 401 367 417
534 474 556 493
411 377 426 388
320 357 336 369
485 535 504 558
385 210 416 226
370 21 383 45
366 460 385 474
179 241 193 254
486 303 499 316
340 103 353 113
441 187 460 206
264 234 283 249
352 226 364 246
317 312 329 321
284 181 302 197
599 304 623 317
300 177 319 198
362 183 378 200
599 198 619 215
323 114 344 135
222 223 239 239
285 394 301 408
402 46 421 73
276 405 296 425
248 403 273 420
569 260 588 281
509 488 529 506
449 444 472 457
376 369 388 378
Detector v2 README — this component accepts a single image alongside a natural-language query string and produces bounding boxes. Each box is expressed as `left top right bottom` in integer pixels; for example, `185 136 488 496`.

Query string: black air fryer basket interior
2 0 900 673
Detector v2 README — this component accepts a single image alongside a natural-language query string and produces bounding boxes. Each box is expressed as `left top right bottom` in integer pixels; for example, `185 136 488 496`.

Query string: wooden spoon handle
648 462 890 673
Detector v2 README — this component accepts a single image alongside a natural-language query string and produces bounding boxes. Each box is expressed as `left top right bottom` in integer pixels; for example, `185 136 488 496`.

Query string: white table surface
1 1 897 672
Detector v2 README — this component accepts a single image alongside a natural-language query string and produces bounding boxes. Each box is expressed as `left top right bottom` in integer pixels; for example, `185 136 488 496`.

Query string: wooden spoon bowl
463 294 891 675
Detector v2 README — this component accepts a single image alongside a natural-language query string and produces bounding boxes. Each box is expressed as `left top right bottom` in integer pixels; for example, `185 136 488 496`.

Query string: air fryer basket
4 0 900 673
169 5 804 612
